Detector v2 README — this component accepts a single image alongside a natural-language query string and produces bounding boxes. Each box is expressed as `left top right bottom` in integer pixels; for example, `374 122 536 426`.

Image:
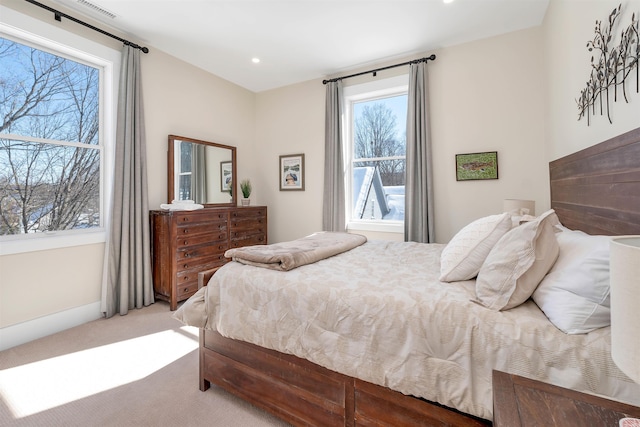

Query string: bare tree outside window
354 102 406 185
0 36 101 236
351 95 407 221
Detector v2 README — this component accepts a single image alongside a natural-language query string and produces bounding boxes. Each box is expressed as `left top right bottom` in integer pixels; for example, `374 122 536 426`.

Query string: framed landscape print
455 151 498 181
279 153 305 191
220 161 232 192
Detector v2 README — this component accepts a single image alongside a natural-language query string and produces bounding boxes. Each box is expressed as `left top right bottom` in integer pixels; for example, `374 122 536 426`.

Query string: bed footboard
200 329 490 426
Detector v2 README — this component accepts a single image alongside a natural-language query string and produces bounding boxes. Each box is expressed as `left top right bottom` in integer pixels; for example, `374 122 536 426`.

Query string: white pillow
439 213 512 282
475 209 560 310
532 230 612 334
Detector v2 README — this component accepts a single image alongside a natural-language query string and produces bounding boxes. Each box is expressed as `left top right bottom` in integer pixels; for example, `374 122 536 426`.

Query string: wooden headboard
550 126 640 235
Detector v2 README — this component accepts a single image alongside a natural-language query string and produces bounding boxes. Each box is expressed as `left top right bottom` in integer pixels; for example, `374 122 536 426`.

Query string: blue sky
353 94 408 140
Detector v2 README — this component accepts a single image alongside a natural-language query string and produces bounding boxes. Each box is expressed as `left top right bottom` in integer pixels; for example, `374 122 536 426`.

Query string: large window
0 7 118 255
344 75 408 233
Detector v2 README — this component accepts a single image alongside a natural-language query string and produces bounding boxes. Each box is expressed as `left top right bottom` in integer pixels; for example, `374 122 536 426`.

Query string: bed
174 126 640 426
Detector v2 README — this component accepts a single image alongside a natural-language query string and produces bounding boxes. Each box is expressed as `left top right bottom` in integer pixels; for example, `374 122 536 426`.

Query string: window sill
347 220 403 234
0 230 106 256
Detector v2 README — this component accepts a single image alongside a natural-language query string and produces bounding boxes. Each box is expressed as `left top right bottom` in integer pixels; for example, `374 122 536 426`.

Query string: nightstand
493 370 640 426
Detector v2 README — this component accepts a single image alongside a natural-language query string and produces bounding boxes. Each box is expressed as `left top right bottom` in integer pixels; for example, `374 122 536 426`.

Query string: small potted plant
240 179 252 206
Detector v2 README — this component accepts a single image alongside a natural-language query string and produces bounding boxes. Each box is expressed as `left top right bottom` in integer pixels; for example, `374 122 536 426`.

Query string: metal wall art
577 4 639 125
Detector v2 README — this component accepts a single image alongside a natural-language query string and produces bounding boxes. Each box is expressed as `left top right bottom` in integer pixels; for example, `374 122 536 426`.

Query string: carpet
0 302 290 426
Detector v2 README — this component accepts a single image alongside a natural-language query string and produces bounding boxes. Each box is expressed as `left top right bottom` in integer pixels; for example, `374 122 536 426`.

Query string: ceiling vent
75 0 116 19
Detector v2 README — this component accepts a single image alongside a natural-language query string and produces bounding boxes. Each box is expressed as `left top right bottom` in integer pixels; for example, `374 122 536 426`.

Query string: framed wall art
279 153 305 191
455 151 498 181
220 161 232 192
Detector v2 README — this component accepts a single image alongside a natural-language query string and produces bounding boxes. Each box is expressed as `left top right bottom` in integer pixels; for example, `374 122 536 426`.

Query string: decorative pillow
532 230 611 334
439 213 512 282
474 209 560 310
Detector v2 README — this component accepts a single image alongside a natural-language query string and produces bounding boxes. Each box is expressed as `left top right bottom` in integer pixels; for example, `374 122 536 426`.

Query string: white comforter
174 240 640 421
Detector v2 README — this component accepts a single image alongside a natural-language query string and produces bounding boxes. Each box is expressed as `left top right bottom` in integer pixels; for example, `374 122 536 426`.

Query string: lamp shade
503 199 535 216
610 236 640 384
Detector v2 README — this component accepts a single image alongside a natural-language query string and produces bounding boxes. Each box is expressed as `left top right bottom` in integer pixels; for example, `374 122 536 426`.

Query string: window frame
0 5 119 255
343 74 408 234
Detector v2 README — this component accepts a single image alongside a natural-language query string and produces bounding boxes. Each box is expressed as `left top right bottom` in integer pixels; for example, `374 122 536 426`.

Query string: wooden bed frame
197 126 640 426
550 126 640 236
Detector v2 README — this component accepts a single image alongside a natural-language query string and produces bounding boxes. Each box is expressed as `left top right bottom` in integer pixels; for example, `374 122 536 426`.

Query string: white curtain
404 61 434 243
322 80 346 232
101 45 154 318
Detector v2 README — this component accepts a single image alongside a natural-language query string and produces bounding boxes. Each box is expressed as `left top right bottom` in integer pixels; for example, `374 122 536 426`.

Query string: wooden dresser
150 206 267 310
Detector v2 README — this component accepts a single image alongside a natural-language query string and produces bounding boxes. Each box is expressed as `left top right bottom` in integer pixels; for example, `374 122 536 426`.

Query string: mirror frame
167 134 237 207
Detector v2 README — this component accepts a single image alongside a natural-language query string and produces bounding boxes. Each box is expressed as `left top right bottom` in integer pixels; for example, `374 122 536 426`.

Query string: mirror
168 135 237 206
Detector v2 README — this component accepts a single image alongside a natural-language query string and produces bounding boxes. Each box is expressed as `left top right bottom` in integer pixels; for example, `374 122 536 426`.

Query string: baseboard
0 302 103 351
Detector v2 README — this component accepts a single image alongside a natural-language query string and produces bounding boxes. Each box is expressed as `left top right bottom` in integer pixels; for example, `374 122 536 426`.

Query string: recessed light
443 0 454 3
252 58 260 64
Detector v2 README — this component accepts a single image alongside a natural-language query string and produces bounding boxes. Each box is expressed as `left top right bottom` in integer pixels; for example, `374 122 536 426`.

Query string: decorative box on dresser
150 206 267 310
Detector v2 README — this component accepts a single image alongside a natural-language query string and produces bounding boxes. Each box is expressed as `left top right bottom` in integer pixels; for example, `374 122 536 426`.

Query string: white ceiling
51 0 550 93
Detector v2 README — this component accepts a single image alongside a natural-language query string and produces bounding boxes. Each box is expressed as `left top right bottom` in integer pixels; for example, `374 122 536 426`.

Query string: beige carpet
0 302 291 427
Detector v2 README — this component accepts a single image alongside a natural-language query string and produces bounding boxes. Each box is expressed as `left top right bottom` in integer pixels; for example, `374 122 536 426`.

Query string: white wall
0 0 256 349
258 0 640 245
429 27 547 242
257 26 547 244
142 48 256 211
3 0 639 349
543 0 640 160
255 81 326 243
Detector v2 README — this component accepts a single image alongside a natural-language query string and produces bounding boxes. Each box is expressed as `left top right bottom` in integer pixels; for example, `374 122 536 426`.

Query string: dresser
150 206 267 310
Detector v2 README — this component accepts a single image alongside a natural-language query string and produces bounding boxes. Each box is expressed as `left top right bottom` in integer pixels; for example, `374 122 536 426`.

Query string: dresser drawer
178 221 227 237
176 230 227 248
231 223 266 238
230 216 266 230
177 243 228 266
230 208 266 220
176 280 199 300
176 251 228 271
176 210 228 224
229 233 267 247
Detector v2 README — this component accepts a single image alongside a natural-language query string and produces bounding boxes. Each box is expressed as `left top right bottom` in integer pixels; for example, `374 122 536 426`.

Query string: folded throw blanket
225 231 367 271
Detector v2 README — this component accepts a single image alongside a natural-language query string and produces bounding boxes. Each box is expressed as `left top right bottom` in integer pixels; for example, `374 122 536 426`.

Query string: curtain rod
24 0 149 53
322 54 436 84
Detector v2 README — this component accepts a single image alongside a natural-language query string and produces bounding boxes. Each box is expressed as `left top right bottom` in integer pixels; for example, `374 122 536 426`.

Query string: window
175 140 193 200
344 75 408 233
0 6 118 255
